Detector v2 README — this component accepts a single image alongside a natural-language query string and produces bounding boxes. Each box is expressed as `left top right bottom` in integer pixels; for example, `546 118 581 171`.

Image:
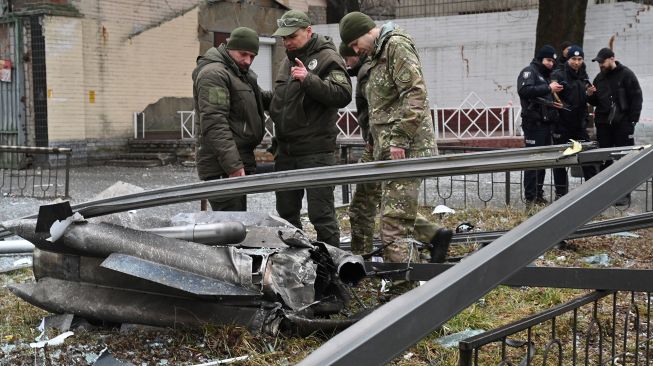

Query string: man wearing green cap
192 26 271 211
339 12 443 263
268 10 352 248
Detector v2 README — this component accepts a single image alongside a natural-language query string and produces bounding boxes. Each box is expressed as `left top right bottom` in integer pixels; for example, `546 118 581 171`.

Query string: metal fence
0 145 71 198
459 290 652 366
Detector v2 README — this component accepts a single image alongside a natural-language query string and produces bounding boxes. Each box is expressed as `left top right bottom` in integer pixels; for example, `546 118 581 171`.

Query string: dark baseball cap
592 47 615 63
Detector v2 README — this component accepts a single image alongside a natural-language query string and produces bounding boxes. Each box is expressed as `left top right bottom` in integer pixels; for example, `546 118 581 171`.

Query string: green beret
339 12 375 45
226 27 259 55
339 42 357 57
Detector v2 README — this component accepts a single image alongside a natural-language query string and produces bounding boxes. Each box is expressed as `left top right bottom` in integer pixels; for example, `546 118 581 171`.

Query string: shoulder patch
308 59 318 70
208 86 229 106
522 71 531 79
397 66 413 83
331 70 348 84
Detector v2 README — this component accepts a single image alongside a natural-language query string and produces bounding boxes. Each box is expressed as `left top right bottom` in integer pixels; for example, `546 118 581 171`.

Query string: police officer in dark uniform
517 45 564 206
587 47 643 206
550 45 597 199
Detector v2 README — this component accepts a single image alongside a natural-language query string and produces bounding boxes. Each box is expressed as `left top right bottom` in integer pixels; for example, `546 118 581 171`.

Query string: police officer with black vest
517 45 564 207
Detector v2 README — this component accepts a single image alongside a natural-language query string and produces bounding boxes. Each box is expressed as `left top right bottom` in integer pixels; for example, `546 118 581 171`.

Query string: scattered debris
0 255 32 273
609 231 640 238
92 348 135 366
582 253 610 266
192 355 251 365
29 331 74 348
432 205 455 215
435 328 485 348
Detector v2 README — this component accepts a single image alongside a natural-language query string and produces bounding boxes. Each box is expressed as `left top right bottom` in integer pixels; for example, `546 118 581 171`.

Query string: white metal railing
133 112 145 139
178 111 195 139
171 94 521 142
433 92 521 139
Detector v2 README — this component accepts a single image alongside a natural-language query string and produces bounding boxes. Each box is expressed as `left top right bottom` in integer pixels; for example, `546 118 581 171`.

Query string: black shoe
430 228 453 263
614 195 631 207
535 196 549 205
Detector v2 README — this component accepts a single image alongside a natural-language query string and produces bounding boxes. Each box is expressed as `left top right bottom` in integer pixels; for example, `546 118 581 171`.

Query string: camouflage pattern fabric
348 144 381 254
365 23 437 262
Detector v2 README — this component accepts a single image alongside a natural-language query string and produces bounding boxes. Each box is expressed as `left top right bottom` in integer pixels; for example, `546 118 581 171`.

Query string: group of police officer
518 43 643 207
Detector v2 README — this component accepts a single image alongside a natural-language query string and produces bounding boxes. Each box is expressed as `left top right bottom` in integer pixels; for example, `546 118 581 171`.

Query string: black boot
430 228 453 263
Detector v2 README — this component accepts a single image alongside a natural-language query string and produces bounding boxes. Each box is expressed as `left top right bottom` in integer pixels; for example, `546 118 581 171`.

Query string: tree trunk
326 0 360 23
535 0 588 57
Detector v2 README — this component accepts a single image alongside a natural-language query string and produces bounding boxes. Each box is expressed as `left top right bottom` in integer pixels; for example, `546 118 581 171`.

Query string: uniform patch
208 87 228 106
331 70 348 84
522 71 531 79
308 59 318 70
396 66 413 83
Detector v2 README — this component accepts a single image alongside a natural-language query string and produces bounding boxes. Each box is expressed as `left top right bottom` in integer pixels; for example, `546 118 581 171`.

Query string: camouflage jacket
355 58 372 142
365 23 432 149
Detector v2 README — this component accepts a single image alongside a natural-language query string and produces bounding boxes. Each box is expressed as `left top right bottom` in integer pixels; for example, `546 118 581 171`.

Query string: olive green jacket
192 45 271 179
366 23 432 149
269 34 352 156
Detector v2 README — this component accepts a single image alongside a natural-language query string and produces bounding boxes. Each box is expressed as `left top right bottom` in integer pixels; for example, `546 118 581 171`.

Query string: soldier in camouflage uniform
339 12 451 263
339 43 379 254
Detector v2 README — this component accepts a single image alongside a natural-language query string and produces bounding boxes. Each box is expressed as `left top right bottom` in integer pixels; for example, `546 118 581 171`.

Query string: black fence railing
459 290 652 366
0 145 71 198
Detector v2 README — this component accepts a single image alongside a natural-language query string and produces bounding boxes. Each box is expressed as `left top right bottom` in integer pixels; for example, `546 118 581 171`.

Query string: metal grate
0 145 71 198
30 16 48 148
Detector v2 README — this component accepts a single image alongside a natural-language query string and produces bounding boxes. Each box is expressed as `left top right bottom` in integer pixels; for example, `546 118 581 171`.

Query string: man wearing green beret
192 26 271 211
269 10 352 248
340 12 447 263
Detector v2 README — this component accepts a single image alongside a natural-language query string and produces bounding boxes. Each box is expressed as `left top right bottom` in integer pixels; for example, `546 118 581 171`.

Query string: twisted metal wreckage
2 144 653 359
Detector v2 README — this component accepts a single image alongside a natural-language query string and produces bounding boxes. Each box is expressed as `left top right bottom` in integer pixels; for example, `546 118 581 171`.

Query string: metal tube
0 240 35 253
145 222 247 245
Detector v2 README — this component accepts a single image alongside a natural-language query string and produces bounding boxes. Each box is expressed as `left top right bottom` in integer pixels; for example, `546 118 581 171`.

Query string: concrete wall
396 0 536 18
313 2 652 123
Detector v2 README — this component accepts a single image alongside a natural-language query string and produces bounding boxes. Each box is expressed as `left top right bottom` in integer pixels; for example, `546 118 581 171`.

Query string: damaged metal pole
298 146 653 365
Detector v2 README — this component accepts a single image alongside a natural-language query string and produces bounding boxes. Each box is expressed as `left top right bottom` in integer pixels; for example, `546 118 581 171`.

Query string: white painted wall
313 2 652 122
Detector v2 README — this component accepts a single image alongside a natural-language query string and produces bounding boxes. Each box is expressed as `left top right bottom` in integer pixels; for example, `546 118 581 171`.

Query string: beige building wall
42 16 86 141
43 1 198 145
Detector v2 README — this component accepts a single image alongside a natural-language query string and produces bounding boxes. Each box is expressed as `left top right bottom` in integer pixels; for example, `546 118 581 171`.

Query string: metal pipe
0 240 35 253
73 145 632 219
145 222 247 245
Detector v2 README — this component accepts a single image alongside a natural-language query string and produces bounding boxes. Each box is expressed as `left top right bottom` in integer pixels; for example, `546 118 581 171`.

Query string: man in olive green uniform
192 27 271 211
269 11 352 248
340 12 441 263
339 43 379 254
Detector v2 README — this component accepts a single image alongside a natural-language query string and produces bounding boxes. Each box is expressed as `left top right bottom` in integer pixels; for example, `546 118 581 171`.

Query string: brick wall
41 1 198 162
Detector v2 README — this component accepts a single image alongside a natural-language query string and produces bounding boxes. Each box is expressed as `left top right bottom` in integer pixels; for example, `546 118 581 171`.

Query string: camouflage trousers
371 118 437 263
349 143 381 254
